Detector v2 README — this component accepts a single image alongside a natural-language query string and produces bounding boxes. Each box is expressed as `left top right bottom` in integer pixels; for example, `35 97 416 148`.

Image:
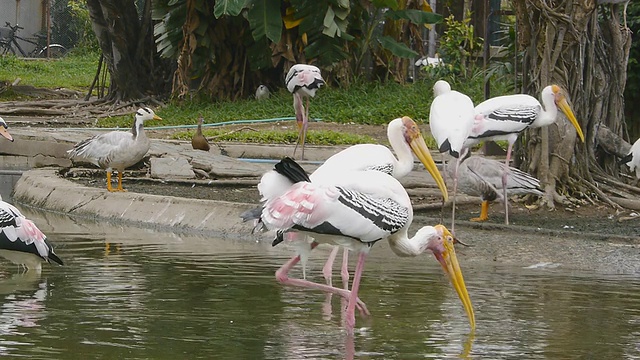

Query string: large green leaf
213 0 248 18
377 36 418 58
385 9 442 25
247 0 282 43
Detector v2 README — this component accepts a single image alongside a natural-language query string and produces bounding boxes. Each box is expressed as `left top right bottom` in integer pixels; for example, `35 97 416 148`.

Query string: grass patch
172 128 376 145
97 76 513 128
0 51 100 92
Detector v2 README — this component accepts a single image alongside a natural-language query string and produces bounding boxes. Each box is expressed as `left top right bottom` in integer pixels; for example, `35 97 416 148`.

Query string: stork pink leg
341 248 350 290
344 251 367 331
503 142 513 225
275 242 370 316
322 246 340 287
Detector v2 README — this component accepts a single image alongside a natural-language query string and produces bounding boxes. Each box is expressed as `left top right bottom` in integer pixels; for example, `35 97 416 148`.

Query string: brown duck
191 115 210 151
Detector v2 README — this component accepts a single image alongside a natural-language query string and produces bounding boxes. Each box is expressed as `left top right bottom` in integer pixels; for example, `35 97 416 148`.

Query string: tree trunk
86 0 171 101
512 0 632 209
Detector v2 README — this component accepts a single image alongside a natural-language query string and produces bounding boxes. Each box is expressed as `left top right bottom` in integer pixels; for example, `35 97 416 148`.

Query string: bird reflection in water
0 272 48 337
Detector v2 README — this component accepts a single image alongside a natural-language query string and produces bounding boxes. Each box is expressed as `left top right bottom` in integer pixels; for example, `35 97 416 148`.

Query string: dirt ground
68 173 639 240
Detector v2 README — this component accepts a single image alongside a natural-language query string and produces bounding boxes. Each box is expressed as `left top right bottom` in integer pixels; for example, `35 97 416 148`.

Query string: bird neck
537 88 558 127
196 122 203 135
387 127 413 178
387 228 432 257
131 118 146 140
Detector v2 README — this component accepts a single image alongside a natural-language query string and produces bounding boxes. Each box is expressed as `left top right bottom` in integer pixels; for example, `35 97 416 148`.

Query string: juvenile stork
285 64 325 160
463 85 585 225
259 158 475 333
449 155 543 222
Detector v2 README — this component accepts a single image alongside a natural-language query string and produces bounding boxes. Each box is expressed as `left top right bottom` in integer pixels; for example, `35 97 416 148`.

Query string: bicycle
0 22 66 58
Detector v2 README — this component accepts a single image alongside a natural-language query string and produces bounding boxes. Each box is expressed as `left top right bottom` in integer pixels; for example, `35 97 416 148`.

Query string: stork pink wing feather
263 182 338 230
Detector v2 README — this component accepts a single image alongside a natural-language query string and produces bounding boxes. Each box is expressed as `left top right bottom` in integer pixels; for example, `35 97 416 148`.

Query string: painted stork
191 115 210 152
448 154 543 222
429 80 476 232
285 64 325 160
242 116 449 288
67 108 162 192
0 117 14 142
260 157 475 332
619 137 640 180
0 201 64 273
463 85 585 225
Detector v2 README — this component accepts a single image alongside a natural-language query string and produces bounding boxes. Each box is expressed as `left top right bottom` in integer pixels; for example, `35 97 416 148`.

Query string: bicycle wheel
37 44 66 58
0 42 16 56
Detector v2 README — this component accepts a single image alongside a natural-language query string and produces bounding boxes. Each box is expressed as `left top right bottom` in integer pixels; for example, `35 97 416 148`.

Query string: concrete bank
13 168 257 237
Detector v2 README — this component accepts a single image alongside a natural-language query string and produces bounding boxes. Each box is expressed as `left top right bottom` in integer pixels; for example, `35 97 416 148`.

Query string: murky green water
0 207 638 359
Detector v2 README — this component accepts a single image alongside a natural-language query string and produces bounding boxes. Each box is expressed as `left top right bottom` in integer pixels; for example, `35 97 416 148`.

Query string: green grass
172 128 376 145
0 53 515 145
97 76 513 128
0 51 100 90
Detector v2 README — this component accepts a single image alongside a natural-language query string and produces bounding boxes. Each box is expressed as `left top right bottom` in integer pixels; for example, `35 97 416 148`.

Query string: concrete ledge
13 168 257 236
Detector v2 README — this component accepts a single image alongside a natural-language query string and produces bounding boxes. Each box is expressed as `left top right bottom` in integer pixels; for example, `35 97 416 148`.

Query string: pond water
0 175 639 359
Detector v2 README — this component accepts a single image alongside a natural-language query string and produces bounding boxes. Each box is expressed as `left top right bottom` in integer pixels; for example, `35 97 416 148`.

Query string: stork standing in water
242 117 449 289
0 202 64 273
463 85 585 225
448 154 543 222
429 80 475 233
0 128 62 272
285 64 325 160
259 158 474 333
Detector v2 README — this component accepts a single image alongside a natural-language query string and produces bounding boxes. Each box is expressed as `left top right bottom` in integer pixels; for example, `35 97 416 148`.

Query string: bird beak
433 225 475 330
0 127 13 142
153 115 162 121
556 97 584 143
405 118 448 202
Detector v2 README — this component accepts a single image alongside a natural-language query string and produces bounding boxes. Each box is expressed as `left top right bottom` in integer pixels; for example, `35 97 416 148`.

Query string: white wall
0 0 45 54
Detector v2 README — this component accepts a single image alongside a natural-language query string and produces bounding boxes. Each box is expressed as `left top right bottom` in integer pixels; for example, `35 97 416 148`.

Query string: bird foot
470 216 488 222
109 188 127 192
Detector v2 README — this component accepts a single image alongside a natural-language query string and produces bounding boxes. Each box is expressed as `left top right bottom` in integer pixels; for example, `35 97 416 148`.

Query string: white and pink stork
428 80 475 233
463 84 585 225
0 121 62 273
619 137 640 180
285 64 325 160
242 116 449 289
0 201 64 273
259 157 474 333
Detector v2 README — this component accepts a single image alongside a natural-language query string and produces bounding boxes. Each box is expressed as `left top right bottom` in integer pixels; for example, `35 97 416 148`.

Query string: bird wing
429 91 475 157
0 201 61 264
262 181 409 245
311 144 397 180
467 95 541 143
458 156 543 199
68 131 134 166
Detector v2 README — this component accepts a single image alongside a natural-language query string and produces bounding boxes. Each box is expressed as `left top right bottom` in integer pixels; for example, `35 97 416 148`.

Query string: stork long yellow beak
434 224 475 331
403 117 448 202
0 127 13 142
557 97 584 143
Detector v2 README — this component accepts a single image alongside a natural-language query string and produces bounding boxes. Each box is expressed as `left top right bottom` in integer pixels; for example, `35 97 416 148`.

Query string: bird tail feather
274 157 311 183
618 153 633 166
